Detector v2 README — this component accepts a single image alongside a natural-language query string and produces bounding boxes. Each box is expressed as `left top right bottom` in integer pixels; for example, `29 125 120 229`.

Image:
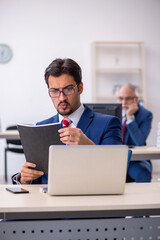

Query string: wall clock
0 44 12 63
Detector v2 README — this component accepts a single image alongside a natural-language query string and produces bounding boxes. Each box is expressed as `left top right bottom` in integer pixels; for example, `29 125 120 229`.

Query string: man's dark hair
44 58 82 87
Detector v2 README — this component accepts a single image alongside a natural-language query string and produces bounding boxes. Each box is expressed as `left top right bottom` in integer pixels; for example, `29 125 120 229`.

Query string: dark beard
57 108 73 116
57 101 73 116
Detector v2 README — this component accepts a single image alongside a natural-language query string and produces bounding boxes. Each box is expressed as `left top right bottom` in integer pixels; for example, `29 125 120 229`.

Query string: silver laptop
47 145 128 196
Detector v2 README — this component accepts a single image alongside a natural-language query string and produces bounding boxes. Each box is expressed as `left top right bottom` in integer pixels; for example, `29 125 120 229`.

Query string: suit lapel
124 128 129 143
53 113 59 123
77 105 94 133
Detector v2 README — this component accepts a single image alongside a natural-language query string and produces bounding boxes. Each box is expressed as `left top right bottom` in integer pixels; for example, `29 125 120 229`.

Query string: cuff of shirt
126 115 135 124
12 173 21 185
12 173 32 185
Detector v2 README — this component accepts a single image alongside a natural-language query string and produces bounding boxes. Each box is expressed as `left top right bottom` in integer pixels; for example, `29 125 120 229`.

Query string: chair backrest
6 125 22 145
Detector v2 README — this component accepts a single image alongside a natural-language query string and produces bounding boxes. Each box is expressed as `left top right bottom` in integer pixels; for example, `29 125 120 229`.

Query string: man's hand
20 162 44 184
126 102 139 118
58 127 95 145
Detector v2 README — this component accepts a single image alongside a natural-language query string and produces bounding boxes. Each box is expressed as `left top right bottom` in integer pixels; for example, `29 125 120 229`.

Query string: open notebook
47 145 128 196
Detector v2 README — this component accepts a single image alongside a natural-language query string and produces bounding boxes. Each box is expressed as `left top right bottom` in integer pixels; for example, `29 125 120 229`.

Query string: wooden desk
0 183 160 218
0 130 20 140
0 183 160 239
131 146 160 160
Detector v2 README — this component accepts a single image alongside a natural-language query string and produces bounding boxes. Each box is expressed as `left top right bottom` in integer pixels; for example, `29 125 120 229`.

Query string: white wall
0 0 160 179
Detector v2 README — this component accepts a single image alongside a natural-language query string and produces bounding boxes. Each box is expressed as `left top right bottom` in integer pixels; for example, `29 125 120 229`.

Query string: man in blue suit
13 58 122 184
117 84 153 182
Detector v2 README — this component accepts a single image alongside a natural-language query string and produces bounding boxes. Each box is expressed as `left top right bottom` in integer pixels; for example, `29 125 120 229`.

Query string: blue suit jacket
32 104 122 184
125 103 153 182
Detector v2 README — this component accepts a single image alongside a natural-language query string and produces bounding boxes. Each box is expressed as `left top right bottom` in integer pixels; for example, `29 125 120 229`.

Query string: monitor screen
85 103 122 123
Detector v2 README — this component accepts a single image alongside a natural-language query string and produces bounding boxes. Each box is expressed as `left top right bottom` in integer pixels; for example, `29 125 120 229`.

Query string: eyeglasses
118 96 136 102
49 84 78 98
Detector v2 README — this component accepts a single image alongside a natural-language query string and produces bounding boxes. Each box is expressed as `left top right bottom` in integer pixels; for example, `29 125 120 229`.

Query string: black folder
17 123 63 173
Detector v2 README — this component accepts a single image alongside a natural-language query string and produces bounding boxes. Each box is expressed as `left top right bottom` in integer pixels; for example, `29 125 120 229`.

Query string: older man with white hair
117 84 153 182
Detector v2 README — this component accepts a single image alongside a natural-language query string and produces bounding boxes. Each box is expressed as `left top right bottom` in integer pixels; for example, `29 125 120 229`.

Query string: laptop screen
47 145 128 196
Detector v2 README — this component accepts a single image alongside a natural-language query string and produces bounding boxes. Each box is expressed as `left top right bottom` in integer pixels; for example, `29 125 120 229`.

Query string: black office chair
4 125 24 182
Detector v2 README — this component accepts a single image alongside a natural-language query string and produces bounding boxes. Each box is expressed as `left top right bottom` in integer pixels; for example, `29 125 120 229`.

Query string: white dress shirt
59 104 85 128
122 111 135 125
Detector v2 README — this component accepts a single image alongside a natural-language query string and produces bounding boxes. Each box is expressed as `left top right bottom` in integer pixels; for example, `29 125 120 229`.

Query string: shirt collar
122 111 127 124
122 111 126 118
59 104 85 127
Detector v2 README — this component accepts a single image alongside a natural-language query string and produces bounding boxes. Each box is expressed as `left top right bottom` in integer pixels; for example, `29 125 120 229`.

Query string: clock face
0 44 12 63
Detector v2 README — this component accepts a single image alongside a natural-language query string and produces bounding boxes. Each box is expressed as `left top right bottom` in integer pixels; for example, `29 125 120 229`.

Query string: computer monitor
85 103 122 123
